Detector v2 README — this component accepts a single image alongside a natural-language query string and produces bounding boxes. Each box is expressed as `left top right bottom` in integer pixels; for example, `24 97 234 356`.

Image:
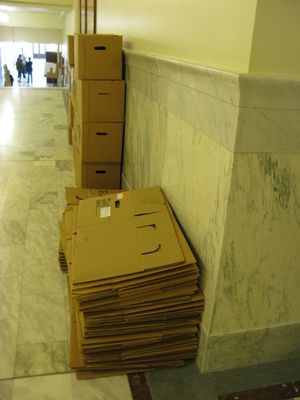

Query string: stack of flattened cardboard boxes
58 187 120 273
71 34 125 189
61 186 204 378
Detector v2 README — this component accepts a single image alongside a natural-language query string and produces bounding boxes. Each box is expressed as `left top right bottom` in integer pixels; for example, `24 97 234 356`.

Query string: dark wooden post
94 0 97 34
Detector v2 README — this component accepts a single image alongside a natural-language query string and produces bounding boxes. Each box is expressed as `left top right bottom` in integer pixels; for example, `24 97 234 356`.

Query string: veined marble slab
123 50 300 372
125 50 300 153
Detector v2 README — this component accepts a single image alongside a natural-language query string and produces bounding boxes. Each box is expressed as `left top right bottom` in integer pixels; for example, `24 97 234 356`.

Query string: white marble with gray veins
124 50 300 372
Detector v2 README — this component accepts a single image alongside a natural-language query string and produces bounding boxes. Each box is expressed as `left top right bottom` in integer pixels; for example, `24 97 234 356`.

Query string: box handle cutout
137 224 161 255
141 244 161 255
97 92 109 96
96 132 108 136
95 170 107 174
94 46 107 50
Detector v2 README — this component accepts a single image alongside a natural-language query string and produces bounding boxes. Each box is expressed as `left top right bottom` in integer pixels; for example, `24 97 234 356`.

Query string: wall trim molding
124 49 300 153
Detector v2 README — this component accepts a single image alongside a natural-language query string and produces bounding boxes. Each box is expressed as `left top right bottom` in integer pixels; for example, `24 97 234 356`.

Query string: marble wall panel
126 65 239 152
123 85 233 332
123 50 300 371
211 153 300 334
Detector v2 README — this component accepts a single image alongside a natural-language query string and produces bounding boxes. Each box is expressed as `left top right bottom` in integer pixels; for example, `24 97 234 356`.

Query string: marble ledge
124 49 300 111
124 49 241 106
125 67 300 153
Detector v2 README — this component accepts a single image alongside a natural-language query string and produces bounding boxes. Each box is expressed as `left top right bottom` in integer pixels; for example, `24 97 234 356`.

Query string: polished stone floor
0 87 299 400
0 87 133 399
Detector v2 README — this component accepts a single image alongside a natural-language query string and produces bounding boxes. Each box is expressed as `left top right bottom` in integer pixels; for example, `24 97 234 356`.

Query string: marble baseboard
197 322 300 373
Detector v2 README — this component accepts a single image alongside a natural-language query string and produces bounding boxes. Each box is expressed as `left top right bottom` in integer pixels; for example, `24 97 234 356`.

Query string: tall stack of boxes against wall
71 34 124 189
67 35 75 145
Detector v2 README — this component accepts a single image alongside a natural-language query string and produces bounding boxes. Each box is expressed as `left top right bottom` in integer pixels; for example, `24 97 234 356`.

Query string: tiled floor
0 87 133 399
0 87 299 399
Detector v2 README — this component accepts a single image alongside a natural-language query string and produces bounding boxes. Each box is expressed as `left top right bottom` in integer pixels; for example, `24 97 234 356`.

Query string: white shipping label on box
99 206 111 218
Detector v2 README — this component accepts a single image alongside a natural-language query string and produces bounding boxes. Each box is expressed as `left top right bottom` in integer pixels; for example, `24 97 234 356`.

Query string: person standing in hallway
16 54 23 81
26 58 33 84
21 55 27 79
3 64 12 86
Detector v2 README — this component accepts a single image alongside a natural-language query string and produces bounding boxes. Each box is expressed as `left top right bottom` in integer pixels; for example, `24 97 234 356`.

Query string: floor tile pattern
0 88 71 380
0 88 133 400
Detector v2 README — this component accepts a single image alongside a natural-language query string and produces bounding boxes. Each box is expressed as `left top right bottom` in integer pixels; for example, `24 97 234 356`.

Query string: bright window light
0 11 9 23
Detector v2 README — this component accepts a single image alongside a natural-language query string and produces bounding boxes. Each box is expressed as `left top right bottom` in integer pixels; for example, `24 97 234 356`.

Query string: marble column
122 50 300 372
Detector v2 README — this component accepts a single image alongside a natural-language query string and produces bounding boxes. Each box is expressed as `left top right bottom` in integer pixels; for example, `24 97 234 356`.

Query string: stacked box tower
67 35 75 145
69 34 124 189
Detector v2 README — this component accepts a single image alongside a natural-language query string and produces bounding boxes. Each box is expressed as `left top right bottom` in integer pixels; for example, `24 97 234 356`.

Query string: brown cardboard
72 137 82 187
68 125 72 145
65 187 121 206
69 66 76 107
76 186 166 228
76 80 125 123
72 264 198 296
71 209 184 283
68 95 74 128
68 96 74 145
79 122 124 163
73 109 81 145
82 163 121 189
73 137 121 189
68 35 75 66
74 34 122 80
62 186 204 377
47 71 58 79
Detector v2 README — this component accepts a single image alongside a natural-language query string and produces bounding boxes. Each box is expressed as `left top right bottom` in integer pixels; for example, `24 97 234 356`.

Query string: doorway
0 41 64 88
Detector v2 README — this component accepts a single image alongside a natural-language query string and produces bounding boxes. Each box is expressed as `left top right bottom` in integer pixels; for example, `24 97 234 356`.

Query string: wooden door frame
79 0 97 34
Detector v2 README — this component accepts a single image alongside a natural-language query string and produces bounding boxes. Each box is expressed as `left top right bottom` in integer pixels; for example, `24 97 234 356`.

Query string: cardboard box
73 135 121 189
68 96 74 145
65 187 122 206
68 35 75 66
74 34 122 80
73 136 82 187
69 67 76 107
78 122 124 163
47 71 58 79
75 80 125 123
82 162 121 189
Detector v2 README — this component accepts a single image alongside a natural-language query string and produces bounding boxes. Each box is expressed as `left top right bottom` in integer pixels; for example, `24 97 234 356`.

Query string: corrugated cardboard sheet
59 186 204 378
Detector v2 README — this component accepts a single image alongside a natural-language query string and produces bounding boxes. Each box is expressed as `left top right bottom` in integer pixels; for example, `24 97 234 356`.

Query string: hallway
0 87 299 400
0 87 132 399
1 58 61 88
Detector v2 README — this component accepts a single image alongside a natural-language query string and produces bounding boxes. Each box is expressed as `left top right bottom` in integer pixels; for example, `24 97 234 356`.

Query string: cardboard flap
137 224 160 255
77 187 166 227
135 212 184 270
